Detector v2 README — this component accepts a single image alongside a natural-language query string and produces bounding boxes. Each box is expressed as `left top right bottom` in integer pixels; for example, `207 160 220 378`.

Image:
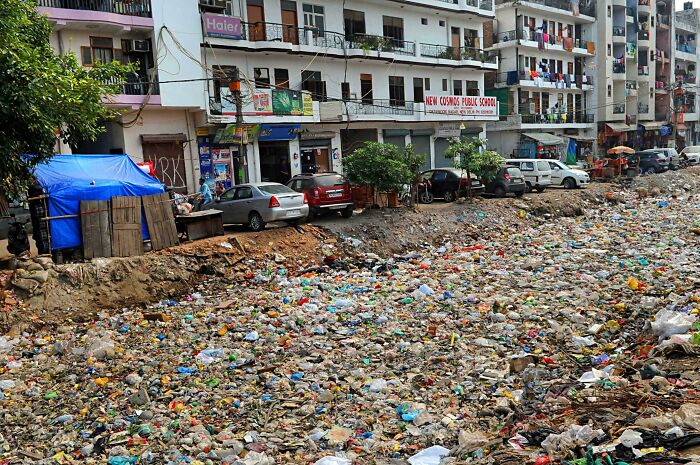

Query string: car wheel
494 186 507 198
419 191 434 204
644 167 656 175
563 177 577 189
535 186 546 193
514 190 525 197
443 190 457 202
307 207 316 221
285 219 300 227
341 206 354 218
525 182 533 193
248 212 265 232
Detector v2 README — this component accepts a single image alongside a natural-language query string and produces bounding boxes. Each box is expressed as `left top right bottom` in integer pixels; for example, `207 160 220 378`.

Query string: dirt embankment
1 225 335 332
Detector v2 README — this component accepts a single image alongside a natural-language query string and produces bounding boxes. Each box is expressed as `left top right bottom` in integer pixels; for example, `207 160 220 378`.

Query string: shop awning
606 123 632 132
641 121 666 130
523 132 564 145
567 135 595 141
677 123 688 130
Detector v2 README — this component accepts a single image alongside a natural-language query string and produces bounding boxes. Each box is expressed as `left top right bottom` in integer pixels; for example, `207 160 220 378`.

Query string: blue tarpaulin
32 154 164 250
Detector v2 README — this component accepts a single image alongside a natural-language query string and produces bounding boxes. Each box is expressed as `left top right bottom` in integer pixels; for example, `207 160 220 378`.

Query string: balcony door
451 27 461 60
281 1 299 44
247 0 266 41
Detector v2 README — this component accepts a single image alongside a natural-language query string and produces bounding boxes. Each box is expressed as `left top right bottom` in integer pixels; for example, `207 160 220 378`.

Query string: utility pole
228 66 245 184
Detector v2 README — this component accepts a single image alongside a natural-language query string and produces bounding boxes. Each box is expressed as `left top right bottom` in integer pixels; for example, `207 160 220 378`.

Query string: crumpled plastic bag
619 429 643 448
313 457 352 465
651 309 697 342
407 445 450 465
542 425 604 457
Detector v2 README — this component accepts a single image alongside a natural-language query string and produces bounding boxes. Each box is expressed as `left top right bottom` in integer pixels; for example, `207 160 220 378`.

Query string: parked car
680 145 700 165
418 168 485 202
632 151 670 174
639 148 680 170
547 160 590 189
286 172 354 219
484 166 526 197
504 159 553 192
211 183 308 231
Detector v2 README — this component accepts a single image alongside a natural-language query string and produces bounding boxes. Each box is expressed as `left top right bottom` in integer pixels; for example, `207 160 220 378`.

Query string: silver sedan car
212 183 309 231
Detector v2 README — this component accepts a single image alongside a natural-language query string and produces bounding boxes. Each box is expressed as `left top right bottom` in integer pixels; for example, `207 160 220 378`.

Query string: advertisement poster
197 135 213 188
213 161 233 190
220 89 314 117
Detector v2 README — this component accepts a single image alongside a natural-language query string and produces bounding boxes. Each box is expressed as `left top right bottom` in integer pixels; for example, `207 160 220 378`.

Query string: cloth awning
568 135 595 141
523 132 564 145
641 121 666 130
677 123 688 130
606 123 632 132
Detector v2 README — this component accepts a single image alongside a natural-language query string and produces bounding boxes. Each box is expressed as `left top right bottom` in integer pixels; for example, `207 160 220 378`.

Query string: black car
418 168 485 202
629 151 670 174
484 166 526 197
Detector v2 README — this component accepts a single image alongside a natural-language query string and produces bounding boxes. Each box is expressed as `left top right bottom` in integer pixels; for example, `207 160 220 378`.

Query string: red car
287 172 354 219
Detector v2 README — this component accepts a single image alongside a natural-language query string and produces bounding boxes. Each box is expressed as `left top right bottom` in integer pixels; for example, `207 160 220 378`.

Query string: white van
505 159 553 192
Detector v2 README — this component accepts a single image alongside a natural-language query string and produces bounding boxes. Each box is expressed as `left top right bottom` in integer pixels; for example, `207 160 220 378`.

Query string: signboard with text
202 13 242 39
425 95 498 117
220 88 314 117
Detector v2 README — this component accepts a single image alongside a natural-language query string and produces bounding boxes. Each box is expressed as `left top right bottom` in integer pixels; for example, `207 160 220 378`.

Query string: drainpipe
56 30 64 56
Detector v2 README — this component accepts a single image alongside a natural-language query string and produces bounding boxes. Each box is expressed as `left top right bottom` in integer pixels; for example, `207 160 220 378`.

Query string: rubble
0 170 699 464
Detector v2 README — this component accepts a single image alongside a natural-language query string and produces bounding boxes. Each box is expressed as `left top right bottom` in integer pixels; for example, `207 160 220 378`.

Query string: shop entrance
300 146 331 173
259 141 291 183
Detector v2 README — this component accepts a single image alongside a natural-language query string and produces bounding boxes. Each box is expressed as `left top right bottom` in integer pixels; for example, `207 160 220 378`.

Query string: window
607 44 612 56
453 80 463 96
274 68 289 88
81 36 115 66
607 84 612 97
344 9 365 41
432 171 447 181
520 162 534 171
213 66 237 104
425 78 431 91
567 62 574 74
303 4 325 34
341 82 351 100
388 76 405 106
220 188 236 201
301 70 326 101
233 187 253 200
607 5 611 17
421 18 428 25
442 79 448 91
254 68 270 88
383 16 404 44
360 74 373 103
466 80 479 96
537 161 549 171
413 77 425 103
439 20 446 27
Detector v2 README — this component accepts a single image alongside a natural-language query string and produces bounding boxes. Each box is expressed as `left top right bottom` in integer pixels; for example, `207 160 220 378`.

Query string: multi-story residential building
673 4 699 146
484 0 597 160
37 0 204 193
195 0 500 186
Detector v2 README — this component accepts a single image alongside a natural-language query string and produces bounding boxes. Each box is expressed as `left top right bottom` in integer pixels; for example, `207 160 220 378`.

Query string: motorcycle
7 214 30 256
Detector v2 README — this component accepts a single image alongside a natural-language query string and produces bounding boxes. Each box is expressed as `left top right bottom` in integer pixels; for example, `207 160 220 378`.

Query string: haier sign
202 13 243 39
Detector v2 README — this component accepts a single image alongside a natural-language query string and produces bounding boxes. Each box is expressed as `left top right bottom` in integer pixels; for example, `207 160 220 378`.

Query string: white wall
152 0 207 109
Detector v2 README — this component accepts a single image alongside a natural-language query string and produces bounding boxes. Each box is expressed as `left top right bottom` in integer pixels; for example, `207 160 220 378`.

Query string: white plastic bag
407 445 450 465
651 310 697 341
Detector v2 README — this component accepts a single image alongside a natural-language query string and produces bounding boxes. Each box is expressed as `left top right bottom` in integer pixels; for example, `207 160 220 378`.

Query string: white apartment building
38 0 205 193
484 0 597 160
674 5 699 146
195 0 500 186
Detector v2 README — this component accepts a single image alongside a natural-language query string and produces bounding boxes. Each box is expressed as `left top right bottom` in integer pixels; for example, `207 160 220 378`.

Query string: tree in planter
0 0 133 196
343 142 422 206
444 137 504 198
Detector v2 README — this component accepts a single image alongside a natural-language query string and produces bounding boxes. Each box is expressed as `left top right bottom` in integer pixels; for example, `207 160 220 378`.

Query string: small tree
445 137 504 197
344 142 423 206
1 0 133 195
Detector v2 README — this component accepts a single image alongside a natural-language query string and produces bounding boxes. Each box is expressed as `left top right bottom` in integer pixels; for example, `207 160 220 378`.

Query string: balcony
420 44 497 63
495 0 595 16
102 73 160 107
638 103 649 113
626 80 638 96
213 22 496 68
491 28 593 55
613 63 625 74
346 99 415 116
38 0 151 16
657 14 670 29
612 26 625 37
638 0 650 12
676 43 698 61
613 104 626 114
498 69 593 89
397 0 494 15
638 65 650 76
520 113 594 123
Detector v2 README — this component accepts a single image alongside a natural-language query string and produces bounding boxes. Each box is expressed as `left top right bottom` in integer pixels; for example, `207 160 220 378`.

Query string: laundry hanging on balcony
571 0 580 15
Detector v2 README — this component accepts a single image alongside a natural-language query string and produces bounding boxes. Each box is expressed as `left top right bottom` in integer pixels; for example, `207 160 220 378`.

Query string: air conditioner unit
199 0 226 11
126 39 150 53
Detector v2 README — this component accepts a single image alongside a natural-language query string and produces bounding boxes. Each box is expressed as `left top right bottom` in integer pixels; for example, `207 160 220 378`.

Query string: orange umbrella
608 146 635 155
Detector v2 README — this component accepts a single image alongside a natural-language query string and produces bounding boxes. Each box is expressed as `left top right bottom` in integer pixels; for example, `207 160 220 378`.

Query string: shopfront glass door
301 147 330 173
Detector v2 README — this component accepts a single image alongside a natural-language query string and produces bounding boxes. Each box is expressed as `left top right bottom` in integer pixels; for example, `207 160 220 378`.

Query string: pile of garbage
1 188 700 465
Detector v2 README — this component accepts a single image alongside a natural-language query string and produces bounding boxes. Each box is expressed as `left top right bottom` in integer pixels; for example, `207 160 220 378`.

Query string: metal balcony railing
495 0 594 15
613 104 626 114
499 69 593 87
613 64 626 73
344 33 416 56
677 43 697 54
519 113 594 124
613 26 626 36
638 104 649 113
638 66 649 75
638 30 650 40
345 99 414 116
419 44 496 63
104 73 159 95
37 0 152 17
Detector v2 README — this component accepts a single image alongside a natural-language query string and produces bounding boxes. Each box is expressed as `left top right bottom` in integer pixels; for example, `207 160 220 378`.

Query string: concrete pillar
289 138 301 176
